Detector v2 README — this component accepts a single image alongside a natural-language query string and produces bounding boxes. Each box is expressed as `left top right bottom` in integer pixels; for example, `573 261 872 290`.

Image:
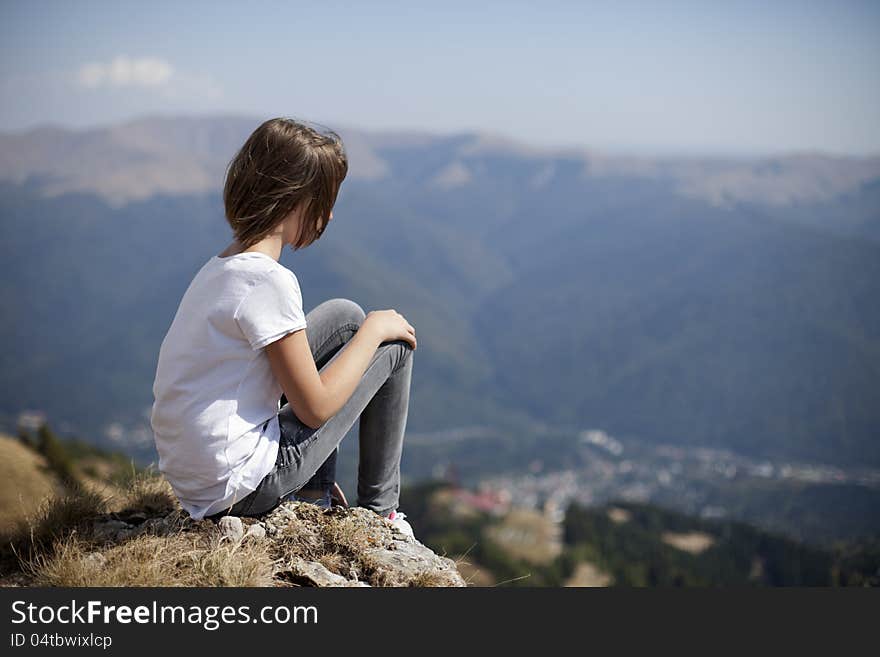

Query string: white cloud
76 55 174 88
71 55 223 102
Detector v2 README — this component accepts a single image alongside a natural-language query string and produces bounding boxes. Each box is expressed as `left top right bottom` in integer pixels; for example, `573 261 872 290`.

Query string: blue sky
1 0 878 156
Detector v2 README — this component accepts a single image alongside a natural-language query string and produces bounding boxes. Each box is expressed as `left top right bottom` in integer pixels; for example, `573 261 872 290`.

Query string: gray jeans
207 298 413 520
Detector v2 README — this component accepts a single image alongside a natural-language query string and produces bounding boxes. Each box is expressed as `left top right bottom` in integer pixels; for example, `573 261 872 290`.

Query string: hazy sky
1 0 878 156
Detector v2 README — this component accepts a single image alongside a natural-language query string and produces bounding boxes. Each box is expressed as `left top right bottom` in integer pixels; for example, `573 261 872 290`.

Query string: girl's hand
363 309 417 350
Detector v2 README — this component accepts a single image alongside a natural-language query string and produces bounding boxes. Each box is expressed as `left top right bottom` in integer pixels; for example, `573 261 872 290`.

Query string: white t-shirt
150 251 308 520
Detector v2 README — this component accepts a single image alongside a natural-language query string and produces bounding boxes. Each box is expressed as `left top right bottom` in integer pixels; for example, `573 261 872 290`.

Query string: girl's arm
266 322 383 429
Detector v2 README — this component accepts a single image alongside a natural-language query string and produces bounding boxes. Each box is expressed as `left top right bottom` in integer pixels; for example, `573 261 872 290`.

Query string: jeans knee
330 298 366 327
337 298 367 326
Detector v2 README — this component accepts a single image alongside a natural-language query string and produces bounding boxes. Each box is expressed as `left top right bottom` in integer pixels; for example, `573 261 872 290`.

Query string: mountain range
1 114 878 469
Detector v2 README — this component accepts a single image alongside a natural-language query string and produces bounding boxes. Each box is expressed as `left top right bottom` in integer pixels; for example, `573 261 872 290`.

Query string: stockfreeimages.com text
11 599 317 631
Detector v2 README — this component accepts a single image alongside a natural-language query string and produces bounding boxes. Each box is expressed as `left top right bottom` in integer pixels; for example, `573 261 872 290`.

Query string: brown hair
222 117 348 251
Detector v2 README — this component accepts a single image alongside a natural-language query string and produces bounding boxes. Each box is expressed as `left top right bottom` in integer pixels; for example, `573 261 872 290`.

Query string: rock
362 537 466 587
262 504 300 538
244 523 266 541
218 516 244 542
78 499 465 587
287 557 370 587
263 501 467 587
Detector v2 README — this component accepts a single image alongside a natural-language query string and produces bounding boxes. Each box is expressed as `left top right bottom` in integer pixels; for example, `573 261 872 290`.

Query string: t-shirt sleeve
234 268 308 351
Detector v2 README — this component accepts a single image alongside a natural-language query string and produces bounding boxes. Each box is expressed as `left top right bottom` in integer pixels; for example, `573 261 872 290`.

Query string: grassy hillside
0 435 58 531
0 425 137 537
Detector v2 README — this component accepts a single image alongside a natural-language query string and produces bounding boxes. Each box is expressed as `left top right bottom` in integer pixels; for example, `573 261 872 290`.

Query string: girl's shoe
329 481 349 508
385 509 415 540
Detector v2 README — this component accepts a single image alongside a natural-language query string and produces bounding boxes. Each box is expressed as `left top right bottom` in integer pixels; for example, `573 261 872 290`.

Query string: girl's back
150 250 307 519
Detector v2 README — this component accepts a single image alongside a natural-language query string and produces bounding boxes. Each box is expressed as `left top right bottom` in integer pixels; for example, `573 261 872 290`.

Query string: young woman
150 117 417 539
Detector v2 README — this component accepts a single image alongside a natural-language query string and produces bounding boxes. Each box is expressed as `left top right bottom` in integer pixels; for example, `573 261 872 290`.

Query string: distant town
420 427 880 537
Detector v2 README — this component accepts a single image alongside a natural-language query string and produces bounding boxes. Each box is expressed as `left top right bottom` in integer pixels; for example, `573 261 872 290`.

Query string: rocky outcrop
86 500 466 587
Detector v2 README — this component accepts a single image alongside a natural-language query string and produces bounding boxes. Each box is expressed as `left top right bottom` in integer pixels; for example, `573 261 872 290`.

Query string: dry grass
109 465 180 516
272 504 386 584
1 466 182 560
271 506 326 562
23 530 276 587
3 467 278 587
1 483 112 565
449 553 495 587
407 569 458 587
1 458 460 587
316 551 349 576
